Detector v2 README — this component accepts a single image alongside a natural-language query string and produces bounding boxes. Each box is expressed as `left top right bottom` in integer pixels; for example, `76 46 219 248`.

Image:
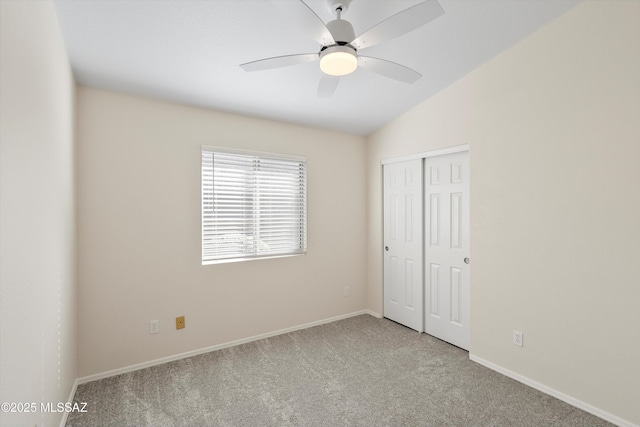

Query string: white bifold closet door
424 151 470 350
383 159 424 332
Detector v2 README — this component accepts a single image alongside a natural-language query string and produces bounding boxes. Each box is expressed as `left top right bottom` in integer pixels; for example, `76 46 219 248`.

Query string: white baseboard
77 310 377 385
59 378 80 427
363 309 382 318
469 353 637 427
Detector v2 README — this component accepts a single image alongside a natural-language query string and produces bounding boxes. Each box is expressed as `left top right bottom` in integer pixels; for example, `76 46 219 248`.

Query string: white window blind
202 147 307 264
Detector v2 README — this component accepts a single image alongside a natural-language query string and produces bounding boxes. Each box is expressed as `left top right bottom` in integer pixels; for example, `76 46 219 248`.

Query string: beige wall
76 87 366 377
366 1 640 424
0 1 77 426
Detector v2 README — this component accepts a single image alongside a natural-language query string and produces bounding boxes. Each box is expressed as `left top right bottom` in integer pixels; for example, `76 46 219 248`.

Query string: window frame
201 146 307 265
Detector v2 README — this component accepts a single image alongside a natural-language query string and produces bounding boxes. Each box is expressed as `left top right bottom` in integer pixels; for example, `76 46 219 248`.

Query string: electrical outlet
344 286 350 297
150 320 159 334
513 330 523 347
176 316 185 330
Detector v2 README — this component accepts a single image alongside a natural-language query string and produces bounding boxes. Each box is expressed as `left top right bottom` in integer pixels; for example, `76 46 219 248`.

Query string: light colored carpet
66 315 613 426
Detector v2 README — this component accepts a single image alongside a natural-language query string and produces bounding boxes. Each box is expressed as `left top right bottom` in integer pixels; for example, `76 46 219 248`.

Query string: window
201 147 307 264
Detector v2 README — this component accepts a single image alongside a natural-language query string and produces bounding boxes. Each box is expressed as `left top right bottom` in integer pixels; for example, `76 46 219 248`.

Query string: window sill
202 252 306 266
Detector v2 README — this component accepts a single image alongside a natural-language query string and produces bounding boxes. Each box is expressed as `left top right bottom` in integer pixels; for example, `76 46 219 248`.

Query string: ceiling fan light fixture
320 45 357 76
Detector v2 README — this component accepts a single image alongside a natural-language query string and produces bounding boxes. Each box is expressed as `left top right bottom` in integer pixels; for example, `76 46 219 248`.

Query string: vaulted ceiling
53 0 580 135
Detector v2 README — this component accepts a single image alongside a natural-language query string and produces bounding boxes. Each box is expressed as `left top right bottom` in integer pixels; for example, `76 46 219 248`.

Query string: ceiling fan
240 0 445 97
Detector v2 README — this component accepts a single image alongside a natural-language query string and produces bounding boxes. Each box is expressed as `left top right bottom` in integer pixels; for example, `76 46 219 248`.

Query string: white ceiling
53 0 580 136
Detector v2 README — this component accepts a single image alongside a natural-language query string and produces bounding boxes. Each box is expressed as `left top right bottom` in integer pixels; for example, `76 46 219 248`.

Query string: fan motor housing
326 19 356 45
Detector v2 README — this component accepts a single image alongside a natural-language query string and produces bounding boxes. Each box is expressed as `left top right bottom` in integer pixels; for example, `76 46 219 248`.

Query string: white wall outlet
344 286 350 297
150 320 159 334
513 330 523 347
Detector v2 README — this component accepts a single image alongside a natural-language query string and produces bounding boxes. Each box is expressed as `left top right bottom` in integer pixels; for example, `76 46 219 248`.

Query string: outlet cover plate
176 316 185 330
513 330 523 347
150 320 159 334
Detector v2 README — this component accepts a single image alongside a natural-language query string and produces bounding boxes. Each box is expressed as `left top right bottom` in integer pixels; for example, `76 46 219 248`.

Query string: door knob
385 246 389 251
464 257 470 264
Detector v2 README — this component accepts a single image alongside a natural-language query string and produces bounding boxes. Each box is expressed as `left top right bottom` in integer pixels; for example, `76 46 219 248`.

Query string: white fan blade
271 0 335 46
358 56 422 84
318 75 339 98
351 0 444 50
240 53 318 72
